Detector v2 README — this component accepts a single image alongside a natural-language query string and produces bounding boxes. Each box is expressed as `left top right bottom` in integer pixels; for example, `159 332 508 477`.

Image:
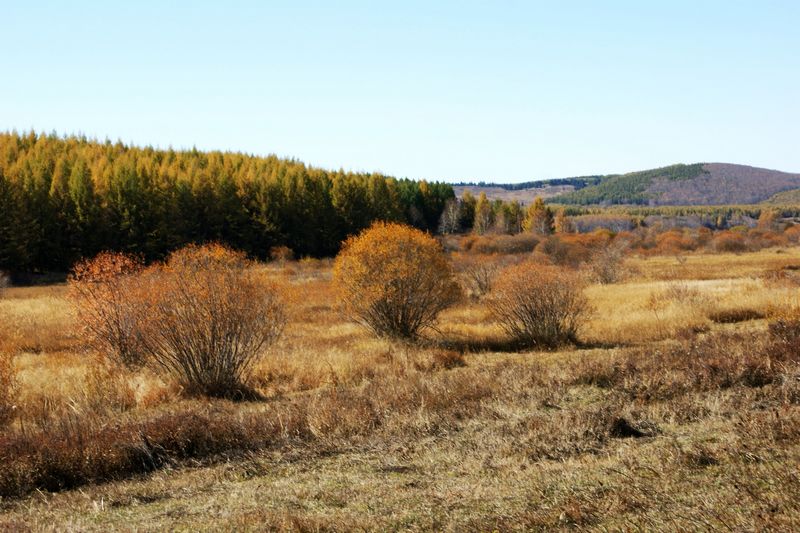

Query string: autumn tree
554 208 575 234
438 198 462 234
523 197 554 235
0 131 456 271
333 222 461 339
473 192 493 235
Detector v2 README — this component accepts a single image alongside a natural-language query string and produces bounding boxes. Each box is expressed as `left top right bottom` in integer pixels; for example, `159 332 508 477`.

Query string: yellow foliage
333 222 461 339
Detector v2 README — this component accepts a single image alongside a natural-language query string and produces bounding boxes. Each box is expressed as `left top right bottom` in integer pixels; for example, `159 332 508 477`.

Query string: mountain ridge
455 163 800 206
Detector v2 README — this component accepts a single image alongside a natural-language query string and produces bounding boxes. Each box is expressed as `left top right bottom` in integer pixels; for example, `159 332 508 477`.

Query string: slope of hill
549 163 800 206
452 176 603 205
762 187 800 205
452 183 575 204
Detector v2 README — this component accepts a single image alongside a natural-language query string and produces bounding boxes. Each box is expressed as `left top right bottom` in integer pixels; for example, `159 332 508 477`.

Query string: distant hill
459 163 800 206
550 163 800 206
452 176 603 205
763 187 800 205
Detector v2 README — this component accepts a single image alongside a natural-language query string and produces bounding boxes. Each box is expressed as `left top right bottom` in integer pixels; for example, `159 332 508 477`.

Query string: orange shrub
136 244 286 399
783 225 800 244
656 230 697 253
487 262 591 348
533 236 592 267
69 252 146 368
748 229 787 249
461 233 540 255
711 231 748 253
333 222 461 339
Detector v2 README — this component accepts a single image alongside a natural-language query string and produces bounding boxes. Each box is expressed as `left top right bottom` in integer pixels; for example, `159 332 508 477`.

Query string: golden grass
1 247 799 529
628 246 800 280
585 277 797 345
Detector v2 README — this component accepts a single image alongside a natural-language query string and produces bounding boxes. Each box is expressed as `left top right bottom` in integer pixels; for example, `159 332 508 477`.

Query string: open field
1 247 800 530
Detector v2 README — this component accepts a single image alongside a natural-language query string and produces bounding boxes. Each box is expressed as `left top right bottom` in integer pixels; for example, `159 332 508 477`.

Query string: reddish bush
711 231 748 253
656 230 698 253
783 225 800 244
533 236 592 267
68 252 146 368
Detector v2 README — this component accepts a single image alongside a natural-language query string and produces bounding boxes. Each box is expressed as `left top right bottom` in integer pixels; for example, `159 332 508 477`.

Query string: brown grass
1 247 799 530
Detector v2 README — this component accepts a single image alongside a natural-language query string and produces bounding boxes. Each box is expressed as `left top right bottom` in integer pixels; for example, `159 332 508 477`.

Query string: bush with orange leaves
69 252 147 368
487 262 592 348
136 244 286 399
333 222 461 340
71 244 285 399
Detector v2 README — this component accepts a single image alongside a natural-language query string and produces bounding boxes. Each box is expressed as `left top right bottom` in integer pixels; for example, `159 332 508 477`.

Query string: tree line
0 131 453 273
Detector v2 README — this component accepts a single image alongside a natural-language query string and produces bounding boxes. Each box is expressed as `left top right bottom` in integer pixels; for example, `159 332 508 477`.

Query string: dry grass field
1 247 800 531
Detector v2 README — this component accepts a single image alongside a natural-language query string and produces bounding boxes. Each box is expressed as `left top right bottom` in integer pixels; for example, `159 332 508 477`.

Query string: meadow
1 239 799 531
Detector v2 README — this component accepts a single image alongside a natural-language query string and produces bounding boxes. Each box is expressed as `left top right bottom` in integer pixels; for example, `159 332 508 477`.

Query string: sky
1 1 798 183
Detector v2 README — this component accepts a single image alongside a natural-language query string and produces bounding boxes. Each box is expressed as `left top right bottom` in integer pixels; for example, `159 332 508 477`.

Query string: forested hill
0 132 453 273
549 163 800 206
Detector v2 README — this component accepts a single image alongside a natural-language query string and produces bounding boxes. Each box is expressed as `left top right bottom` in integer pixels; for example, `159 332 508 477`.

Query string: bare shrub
68 252 146 368
468 233 540 255
136 244 286 399
453 253 517 299
333 222 462 340
0 351 17 427
587 242 626 284
487 263 592 348
661 281 708 307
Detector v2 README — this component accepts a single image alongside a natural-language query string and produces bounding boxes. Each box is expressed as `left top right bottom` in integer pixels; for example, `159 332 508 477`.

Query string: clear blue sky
2 1 798 182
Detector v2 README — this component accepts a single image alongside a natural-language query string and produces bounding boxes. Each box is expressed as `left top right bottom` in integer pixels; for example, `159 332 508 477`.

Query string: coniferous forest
0 131 454 272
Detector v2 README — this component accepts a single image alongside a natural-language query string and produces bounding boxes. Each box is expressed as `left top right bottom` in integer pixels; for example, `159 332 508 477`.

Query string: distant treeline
454 176 604 191
0 132 453 272
551 204 800 219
